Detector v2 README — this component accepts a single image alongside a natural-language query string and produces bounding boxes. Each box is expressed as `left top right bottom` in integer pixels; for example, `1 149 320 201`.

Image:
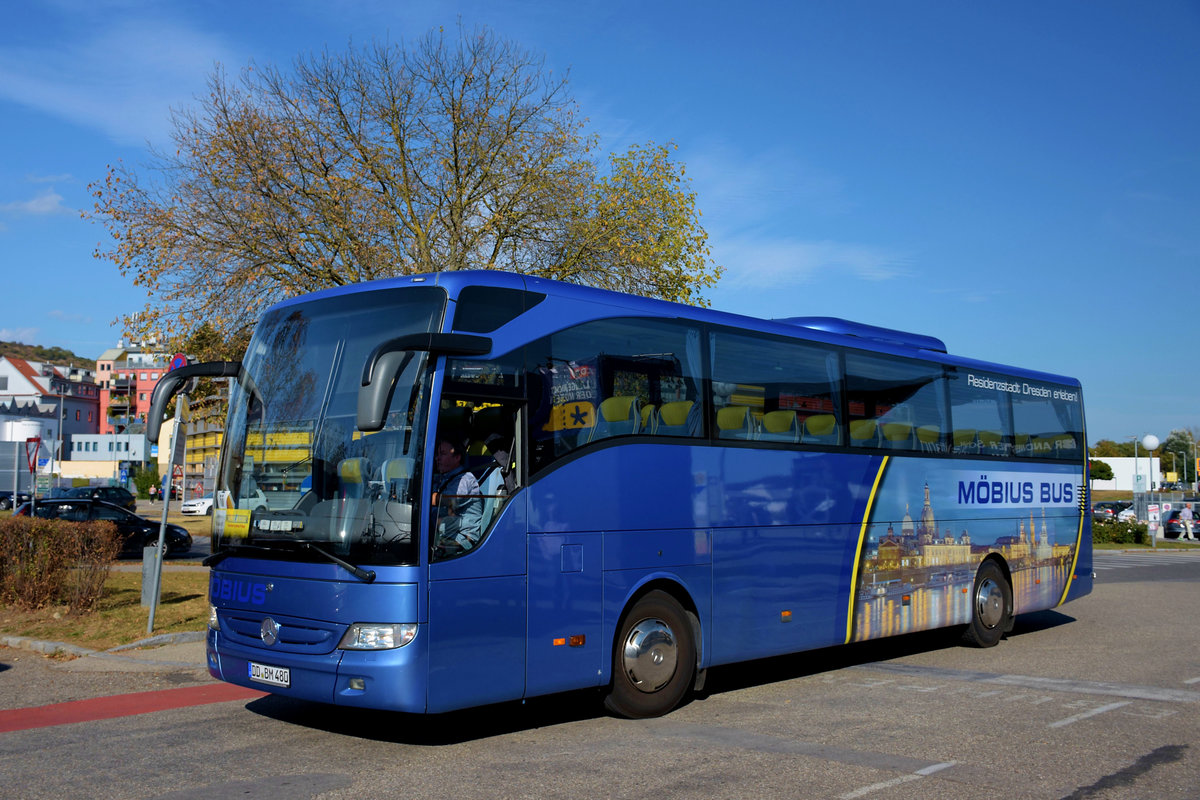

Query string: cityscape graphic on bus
852 458 1083 643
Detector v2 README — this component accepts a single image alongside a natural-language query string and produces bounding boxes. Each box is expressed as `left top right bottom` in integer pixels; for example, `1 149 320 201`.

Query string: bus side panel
426 575 527 713
526 531 605 697
1062 504 1093 603
427 501 531 713
710 524 856 664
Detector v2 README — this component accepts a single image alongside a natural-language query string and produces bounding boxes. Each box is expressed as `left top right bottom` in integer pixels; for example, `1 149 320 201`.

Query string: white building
1089 456 1162 492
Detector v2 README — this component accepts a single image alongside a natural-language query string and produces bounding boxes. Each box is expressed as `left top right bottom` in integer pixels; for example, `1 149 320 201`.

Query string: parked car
1092 501 1131 521
0 490 32 511
181 494 214 516
1160 508 1197 540
15 499 192 556
64 485 138 511
1117 507 1137 522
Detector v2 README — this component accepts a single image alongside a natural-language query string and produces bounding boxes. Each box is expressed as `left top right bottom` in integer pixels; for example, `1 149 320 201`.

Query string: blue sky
1 1 1197 445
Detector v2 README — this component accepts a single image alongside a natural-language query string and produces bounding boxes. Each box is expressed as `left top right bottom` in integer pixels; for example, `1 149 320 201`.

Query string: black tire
604 590 695 718
961 560 1012 648
205 505 213 516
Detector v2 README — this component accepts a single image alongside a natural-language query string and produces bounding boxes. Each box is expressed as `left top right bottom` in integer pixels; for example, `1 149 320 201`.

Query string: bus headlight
338 623 417 650
208 604 220 631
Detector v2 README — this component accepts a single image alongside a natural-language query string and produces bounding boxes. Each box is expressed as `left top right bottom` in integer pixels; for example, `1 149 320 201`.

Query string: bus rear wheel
604 591 695 718
961 560 1012 648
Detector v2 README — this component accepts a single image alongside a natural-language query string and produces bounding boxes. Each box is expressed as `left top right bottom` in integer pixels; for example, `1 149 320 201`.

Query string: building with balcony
96 343 168 437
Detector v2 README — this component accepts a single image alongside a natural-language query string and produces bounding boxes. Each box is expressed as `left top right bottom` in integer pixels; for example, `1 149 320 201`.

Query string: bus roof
265 270 1080 389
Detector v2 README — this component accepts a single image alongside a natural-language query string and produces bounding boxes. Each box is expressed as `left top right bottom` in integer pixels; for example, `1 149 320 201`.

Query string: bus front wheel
604 591 695 718
961 560 1012 648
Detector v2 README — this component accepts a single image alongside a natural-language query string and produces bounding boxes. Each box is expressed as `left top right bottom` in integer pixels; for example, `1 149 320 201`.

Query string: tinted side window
1012 381 1083 460
946 369 1015 457
526 318 703 474
709 329 841 444
452 286 546 334
844 354 947 452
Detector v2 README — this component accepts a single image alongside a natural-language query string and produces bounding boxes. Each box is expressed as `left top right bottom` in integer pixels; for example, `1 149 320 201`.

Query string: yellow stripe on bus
846 455 889 644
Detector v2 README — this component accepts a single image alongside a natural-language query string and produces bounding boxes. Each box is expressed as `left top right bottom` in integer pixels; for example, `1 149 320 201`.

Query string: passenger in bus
433 437 482 553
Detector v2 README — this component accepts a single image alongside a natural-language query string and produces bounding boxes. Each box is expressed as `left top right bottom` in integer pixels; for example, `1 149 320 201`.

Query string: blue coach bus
149 270 1092 718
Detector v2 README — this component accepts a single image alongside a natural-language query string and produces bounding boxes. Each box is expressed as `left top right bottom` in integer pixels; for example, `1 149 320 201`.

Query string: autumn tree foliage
90 26 721 352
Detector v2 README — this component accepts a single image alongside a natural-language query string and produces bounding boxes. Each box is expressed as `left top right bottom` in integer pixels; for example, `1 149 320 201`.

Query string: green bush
1092 517 1148 545
0 516 122 611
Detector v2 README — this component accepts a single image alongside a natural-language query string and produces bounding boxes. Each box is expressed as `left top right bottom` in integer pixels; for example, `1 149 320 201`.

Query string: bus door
425 396 529 713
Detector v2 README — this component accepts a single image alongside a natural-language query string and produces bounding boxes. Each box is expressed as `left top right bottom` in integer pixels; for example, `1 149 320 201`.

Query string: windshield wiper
297 541 376 583
205 538 376 583
203 543 274 567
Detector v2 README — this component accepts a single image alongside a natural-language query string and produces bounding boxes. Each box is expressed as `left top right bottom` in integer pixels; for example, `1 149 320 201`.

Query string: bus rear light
780 610 792 622
338 623 417 650
553 638 566 646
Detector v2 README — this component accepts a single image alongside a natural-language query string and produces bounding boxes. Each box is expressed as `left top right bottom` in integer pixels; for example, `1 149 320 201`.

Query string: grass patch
0 569 208 651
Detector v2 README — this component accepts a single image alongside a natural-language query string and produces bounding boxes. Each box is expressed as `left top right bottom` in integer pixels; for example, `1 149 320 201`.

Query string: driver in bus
432 437 482 553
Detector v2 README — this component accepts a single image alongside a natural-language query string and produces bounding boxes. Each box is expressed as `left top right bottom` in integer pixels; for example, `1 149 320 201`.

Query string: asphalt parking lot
1 550 1197 800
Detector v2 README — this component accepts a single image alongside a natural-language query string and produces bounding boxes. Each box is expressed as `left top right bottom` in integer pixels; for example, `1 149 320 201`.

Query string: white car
1117 507 1137 522
181 495 215 516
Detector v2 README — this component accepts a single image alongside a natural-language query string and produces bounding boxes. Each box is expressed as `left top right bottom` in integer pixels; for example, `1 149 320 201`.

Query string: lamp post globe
1142 434 1159 451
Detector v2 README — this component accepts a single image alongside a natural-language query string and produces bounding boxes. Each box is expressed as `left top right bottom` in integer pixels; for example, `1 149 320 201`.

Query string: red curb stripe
0 683 267 733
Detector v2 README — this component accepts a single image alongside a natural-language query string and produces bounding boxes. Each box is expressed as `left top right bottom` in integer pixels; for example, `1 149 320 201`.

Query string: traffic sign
170 353 188 371
173 464 184 480
25 437 40 474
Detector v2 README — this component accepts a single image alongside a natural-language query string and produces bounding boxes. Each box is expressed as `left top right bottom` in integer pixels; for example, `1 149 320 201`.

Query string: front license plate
248 661 290 688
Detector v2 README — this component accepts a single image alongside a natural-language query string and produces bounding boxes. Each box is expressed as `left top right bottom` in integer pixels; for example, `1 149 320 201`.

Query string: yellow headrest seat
762 410 797 434
953 429 977 446
659 400 693 426
339 457 367 483
640 404 656 425
600 396 637 423
717 405 750 431
383 458 412 481
805 414 837 437
850 419 877 440
916 425 941 444
881 422 912 442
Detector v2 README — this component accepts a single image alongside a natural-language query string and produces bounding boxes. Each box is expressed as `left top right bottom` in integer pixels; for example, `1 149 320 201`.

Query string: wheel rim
620 617 678 693
975 577 1005 629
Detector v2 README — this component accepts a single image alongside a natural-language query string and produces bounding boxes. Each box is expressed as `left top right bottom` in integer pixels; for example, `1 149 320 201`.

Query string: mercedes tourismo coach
149 270 1092 718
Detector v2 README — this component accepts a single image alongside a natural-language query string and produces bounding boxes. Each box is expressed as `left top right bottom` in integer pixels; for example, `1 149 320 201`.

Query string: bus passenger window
526 318 703 473
845 353 946 452
708 328 840 448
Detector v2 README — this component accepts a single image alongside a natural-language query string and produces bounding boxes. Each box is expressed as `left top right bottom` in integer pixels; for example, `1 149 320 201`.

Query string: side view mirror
356 333 491 432
147 361 243 440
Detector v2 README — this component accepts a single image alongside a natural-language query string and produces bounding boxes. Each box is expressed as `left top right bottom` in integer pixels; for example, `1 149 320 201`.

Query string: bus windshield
213 286 446 567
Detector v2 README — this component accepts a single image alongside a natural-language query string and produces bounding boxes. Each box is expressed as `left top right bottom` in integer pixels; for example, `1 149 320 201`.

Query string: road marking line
839 761 956 799
1048 701 1130 728
1184 677 1200 685
0 683 266 733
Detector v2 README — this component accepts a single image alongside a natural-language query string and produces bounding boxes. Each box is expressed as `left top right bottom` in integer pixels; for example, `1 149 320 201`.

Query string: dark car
64 485 138 511
0 490 33 511
15 499 192 556
1092 501 1131 521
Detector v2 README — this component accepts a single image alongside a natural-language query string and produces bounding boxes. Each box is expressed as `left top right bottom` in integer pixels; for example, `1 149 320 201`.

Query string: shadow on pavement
241 609 1077 744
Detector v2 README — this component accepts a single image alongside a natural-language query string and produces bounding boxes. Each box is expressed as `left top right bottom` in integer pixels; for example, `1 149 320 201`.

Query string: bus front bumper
207 628 429 712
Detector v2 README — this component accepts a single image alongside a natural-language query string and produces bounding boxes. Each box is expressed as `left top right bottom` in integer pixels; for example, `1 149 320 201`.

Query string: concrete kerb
1 631 207 670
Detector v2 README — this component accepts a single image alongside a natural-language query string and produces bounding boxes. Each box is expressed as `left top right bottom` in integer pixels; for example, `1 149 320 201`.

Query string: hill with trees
0 341 96 371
